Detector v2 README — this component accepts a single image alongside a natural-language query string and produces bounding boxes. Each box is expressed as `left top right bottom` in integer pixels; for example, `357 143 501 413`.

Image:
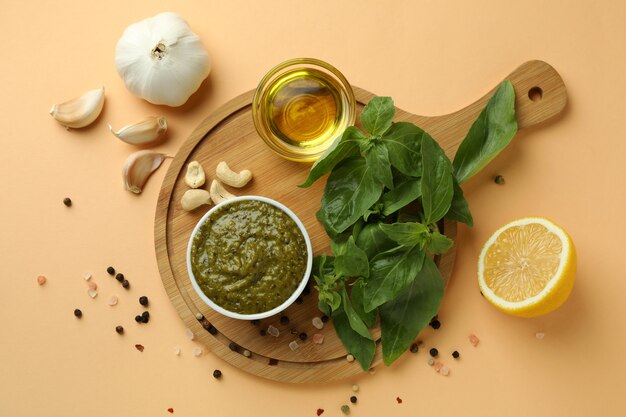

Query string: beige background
1 0 625 415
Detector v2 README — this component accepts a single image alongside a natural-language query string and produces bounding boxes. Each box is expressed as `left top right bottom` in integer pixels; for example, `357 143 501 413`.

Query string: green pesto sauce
190 200 307 314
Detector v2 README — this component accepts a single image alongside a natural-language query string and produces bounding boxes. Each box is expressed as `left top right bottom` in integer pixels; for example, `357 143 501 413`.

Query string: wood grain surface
154 60 567 383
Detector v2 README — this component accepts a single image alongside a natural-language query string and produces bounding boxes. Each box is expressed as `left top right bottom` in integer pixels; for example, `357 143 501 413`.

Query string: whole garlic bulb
115 12 211 107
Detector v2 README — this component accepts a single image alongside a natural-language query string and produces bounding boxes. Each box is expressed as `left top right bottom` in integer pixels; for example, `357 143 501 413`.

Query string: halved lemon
478 217 576 318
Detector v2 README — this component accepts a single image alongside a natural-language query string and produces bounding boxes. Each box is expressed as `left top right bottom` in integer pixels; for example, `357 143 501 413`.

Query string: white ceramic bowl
186 195 313 320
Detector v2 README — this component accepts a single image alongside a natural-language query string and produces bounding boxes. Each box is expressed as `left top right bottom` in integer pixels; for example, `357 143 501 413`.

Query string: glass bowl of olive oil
252 58 356 162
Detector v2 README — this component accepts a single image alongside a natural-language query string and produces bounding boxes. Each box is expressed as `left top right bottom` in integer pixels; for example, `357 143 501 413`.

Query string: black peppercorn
280 316 289 325
74 308 82 318
350 396 357 404
141 311 150 323
139 296 149 306
115 273 124 282
115 325 124 334
63 197 72 207
122 279 130 289
106 266 115 275
429 319 441 329
299 332 308 341
260 329 266 336
429 348 439 357
321 315 329 323
208 325 218 335
228 342 239 352
494 175 505 185
213 369 222 379
134 315 142 323
250 319 260 326
452 350 460 359
409 343 418 353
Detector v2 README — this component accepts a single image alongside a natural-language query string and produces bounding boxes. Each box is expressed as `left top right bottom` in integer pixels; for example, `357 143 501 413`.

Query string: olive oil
253 62 355 162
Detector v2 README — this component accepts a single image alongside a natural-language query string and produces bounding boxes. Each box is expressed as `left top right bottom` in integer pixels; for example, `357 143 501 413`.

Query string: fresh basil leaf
381 179 421 215
426 231 453 254
379 223 429 248
321 157 384 233
379 255 444 365
363 245 426 312
318 299 331 316
445 178 473 226
351 279 377 328
365 143 394 189
355 223 397 259
383 122 424 176
335 236 370 278
332 309 376 371
421 134 454 224
313 254 335 278
340 285 373 340
361 96 395 136
328 291 342 312
452 80 517 184
299 126 366 188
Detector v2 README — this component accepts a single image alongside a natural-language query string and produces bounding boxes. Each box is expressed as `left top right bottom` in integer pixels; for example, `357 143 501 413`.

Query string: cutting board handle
496 60 567 129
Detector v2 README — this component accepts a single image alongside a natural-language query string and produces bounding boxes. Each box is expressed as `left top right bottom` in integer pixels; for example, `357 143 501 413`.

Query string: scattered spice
289 341 299 351
341 405 350 414
88 281 97 290
494 175 505 185
228 342 239 352
469 334 480 346
417 340 425 348
409 343 418 353
429 348 439 357
83 272 92 281
250 319 260 326
195 312 203 320
396 397 403 404
115 273 124 283
290 328 298 335
434 361 443 372
135 315 143 323
268 358 278 366
295 296 304 305
427 359 435 366
167 408 174 413
141 311 150 323
312 317 324 330
321 315 329 323
243 349 251 357
440 365 450 376
139 296 149 306
193 347 203 357
350 396 357 404
36 275 47 285
312 333 324 344
63 197 72 207
452 350 460 359
115 325 124 334
316 408 324 416
280 316 290 325
135 344 144 352
299 332 308 341
174 347 181 356
87 289 98 298
186 328 195 340
259 329 266 336
429 319 441 329
351 385 359 392
267 325 280 337
74 308 82 318
106 266 115 275
213 369 222 379
108 295 119 306
208 325 218 335
346 354 354 363
122 279 130 289
535 332 545 340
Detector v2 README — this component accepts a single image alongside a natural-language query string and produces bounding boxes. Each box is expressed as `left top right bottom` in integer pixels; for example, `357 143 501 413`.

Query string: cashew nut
210 179 236 204
215 161 252 188
185 161 206 188
181 189 212 211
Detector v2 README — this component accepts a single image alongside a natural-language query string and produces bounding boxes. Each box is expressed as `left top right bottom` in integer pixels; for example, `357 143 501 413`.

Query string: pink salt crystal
469 334 480 346
313 333 325 344
433 361 443 372
440 365 450 376
88 281 97 290
107 295 119 306
36 275 47 285
87 289 98 299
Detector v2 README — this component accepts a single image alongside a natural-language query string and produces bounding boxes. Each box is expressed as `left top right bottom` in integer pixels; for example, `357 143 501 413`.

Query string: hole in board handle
528 86 543 102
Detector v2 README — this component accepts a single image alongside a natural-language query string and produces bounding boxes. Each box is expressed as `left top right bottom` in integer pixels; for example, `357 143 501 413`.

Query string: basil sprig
306 81 517 369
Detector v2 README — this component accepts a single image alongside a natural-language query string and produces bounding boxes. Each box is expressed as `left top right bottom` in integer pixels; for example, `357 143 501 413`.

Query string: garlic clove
181 189 212 211
209 179 236 204
122 150 169 194
109 116 168 146
215 161 252 188
50 87 105 128
185 161 206 188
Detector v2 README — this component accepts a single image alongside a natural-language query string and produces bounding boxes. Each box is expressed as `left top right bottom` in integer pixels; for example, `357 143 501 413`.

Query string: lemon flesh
478 217 576 317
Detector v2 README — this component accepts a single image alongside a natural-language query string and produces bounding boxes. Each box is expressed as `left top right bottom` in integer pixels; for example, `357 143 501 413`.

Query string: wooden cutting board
154 60 567 383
